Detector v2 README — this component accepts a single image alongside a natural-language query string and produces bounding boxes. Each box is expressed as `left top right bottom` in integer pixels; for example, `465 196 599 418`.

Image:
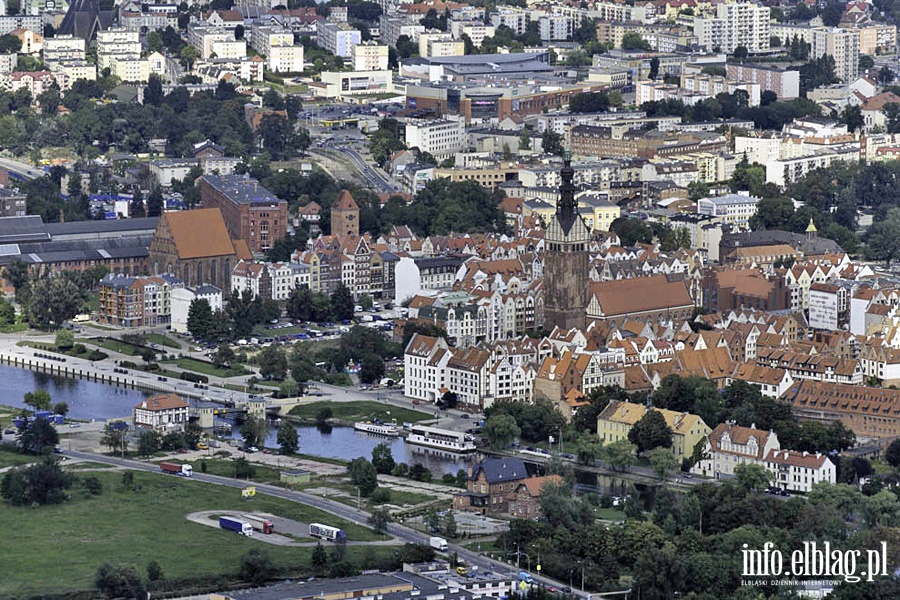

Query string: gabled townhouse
403 333 453 403
729 363 795 398
597 399 711 458
692 423 780 479
446 346 492 409
765 449 836 493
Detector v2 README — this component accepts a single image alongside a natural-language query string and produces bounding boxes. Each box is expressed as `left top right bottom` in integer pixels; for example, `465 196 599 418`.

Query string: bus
309 523 347 542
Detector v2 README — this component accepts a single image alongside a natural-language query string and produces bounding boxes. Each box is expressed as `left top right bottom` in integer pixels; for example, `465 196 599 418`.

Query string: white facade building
317 21 361 58
170 285 223 334
405 118 467 161
696 192 760 226
765 450 836 493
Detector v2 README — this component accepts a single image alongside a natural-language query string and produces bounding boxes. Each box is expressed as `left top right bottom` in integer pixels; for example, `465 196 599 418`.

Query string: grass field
289 401 431 424
174 358 252 378
92 338 140 356
0 468 385 597
0 446 38 469
145 333 182 348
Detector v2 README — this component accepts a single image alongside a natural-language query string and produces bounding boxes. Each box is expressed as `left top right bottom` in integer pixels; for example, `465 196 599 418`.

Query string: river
230 424 477 476
0 363 474 475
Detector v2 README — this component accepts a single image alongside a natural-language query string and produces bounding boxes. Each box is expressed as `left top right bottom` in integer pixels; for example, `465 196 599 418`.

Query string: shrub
73 343 87 354
179 371 208 384
88 350 108 361
370 487 392 504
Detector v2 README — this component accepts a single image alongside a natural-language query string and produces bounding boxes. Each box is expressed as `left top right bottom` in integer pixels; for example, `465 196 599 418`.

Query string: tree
24 389 52 411
277 425 299 455
371 442 395 474
859 54 875 72
649 57 660 80
83 475 103 496
3 261 29 302
628 409 673 453
541 128 564 156
732 45 748 62
146 185 164 217
733 463 771 492
187 298 214 339
519 128 532 150
484 413 521 449
101 424 128 455
0 34 22 54
885 439 900 468
605 439 636 472
441 510 458 537
621 32 651 51
259 345 288 381
147 31 163 53
368 507 391 534
348 457 379 496
26 276 84 328
648 447 679 480
18 417 59 455
234 456 256 478
239 549 276 584
311 543 328 570
240 416 266 449
138 429 161 456
212 343 235 368
129 191 146 218
866 207 900 263
359 353 385 384
52 402 69 417
331 283 354 321
840 104 864 133
146 560 164 582
144 73 164 106
95 563 145 599
179 44 200 70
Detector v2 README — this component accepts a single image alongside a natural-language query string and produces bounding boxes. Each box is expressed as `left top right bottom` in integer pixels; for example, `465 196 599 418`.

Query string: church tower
331 190 359 238
543 151 591 331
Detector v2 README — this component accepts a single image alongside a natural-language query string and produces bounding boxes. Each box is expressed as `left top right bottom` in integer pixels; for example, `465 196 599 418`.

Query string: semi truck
308 523 347 542
160 462 193 477
242 514 274 534
429 536 449 552
219 516 254 536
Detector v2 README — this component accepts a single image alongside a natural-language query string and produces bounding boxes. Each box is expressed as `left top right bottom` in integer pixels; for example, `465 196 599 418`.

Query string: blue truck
219 516 253 536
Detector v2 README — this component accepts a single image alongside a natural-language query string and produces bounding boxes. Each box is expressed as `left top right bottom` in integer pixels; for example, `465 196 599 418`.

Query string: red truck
160 462 193 477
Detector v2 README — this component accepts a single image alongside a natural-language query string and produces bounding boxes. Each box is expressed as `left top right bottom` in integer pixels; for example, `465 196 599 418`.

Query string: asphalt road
0 156 45 179
61 449 579 594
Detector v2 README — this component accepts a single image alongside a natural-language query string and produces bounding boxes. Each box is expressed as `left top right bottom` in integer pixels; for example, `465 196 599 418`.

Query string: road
61 448 580 594
0 156 45 179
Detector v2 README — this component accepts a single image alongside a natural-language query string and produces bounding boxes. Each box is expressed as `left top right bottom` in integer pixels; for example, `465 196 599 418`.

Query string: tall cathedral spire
557 148 577 234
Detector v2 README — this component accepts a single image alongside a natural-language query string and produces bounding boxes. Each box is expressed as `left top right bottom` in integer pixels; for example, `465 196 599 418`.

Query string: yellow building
597 399 711 458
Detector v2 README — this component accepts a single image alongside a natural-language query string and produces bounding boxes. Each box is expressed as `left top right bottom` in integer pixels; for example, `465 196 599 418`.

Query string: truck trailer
219 516 253 536
242 514 275 534
160 462 193 477
429 536 449 552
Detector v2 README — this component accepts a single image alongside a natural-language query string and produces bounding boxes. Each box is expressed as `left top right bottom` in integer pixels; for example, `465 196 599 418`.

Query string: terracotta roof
515 474 563 498
233 238 253 260
731 363 789 386
708 422 773 459
766 449 830 470
588 274 693 317
164 208 236 259
862 92 900 112
406 333 440 357
334 189 359 211
135 393 188 411
447 346 491 371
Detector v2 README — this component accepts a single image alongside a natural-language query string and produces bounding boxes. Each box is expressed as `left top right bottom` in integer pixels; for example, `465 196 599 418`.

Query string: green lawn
0 468 386 597
145 333 181 348
192 458 283 485
595 507 625 521
0 447 39 469
81 322 116 331
289 401 431 424
92 338 140 355
174 358 252 378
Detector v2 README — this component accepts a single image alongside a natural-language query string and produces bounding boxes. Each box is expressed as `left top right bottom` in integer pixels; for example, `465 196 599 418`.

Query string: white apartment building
766 450 836 493
490 8 529 35
351 41 388 71
170 285 223 334
696 192 760 226
681 73 761 106
51 61 96 89
379 15 425 47
97 28 141 70
808 282 848 331
446 346 492 409
210 39 247 60
449 20 495 47
538 15 574 42
251 25 303 72
693 16 726 52
317 21 361 58
419 32 464 57
42 35 85 63
812 27 859 83
716 2 770 54
404 333 453 403
692 423 781 479
405 118 467 160
108 55 150 83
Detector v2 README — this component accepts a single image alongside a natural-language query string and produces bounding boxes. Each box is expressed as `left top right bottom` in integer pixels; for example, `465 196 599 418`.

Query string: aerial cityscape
3 0 900 598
